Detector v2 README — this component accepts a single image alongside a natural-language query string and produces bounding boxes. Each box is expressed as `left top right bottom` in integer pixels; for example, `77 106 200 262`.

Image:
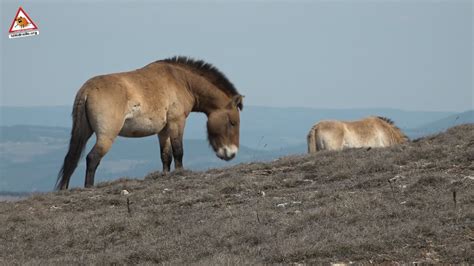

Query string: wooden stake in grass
452 190 457 208
388 179 395 199
127 198 132 216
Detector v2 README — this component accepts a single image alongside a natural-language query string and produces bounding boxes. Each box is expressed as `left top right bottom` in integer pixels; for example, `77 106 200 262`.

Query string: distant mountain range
1 105 470 147
413 110 473 135
0 106 472 192
0 125 291 192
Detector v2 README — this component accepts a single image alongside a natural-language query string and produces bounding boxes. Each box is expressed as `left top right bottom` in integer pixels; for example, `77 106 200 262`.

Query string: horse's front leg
168 119 185 170
158 131 172 173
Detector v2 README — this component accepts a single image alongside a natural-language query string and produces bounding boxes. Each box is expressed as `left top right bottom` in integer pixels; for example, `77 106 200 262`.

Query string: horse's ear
231 95 244 110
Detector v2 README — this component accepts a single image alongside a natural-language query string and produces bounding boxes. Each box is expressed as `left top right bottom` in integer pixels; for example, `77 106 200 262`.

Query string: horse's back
344 117 400 148
78 65 179 137
311 118 386 151
309 116 406 152
83 67 169 103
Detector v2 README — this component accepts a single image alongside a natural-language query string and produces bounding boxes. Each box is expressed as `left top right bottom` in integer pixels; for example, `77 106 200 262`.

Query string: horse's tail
56 89 92 190
307 125 318 153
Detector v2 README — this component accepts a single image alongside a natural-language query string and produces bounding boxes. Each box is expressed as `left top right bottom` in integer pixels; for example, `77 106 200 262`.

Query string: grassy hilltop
0 124 472 264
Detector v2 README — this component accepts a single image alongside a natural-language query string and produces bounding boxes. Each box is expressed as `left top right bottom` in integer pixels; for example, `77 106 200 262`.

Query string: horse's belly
119 116 165 137
342 136 384 149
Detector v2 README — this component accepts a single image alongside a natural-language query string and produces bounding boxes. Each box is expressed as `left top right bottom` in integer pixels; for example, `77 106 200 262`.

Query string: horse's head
207 95 243 161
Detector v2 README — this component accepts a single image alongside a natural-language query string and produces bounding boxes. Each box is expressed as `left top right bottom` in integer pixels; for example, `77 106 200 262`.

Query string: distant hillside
1 106 471 192
413 110 474 135
0 125 69 142
1 105 454 129
0 191 30 202
0 125 472 264
0 125 296 192
0 105 457 149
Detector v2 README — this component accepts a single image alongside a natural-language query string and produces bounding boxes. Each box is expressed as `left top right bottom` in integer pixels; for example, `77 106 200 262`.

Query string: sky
1 0 472 112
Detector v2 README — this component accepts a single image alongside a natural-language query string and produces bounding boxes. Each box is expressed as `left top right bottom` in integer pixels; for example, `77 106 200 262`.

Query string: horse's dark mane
376 116 409 141
158 56 239 97
377 116 394 125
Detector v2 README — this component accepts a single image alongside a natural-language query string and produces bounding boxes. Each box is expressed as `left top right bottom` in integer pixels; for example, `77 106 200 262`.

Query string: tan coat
307 116 408 153
57 57 243 189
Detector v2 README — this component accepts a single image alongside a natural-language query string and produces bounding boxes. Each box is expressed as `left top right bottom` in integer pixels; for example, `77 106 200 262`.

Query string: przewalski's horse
57 56 244 190
307 116 408 153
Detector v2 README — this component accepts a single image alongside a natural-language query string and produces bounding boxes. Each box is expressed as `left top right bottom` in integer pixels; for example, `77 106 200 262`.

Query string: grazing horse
307 116 408 153
57 56 244 190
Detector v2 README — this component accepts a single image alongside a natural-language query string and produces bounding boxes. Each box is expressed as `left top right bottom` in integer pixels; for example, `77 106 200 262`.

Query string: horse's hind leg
84 115 122 188
83 86 127 187
85 135 116 188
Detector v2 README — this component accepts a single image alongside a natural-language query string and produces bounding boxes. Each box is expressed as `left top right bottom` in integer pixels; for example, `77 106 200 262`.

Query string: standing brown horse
307 116 408 153
57 56 244 190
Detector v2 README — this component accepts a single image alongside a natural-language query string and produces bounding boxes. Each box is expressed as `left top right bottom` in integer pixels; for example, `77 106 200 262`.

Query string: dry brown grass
0 124 473 264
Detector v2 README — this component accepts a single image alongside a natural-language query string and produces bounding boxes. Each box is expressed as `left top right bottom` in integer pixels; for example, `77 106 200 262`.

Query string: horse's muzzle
216 145 238 161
